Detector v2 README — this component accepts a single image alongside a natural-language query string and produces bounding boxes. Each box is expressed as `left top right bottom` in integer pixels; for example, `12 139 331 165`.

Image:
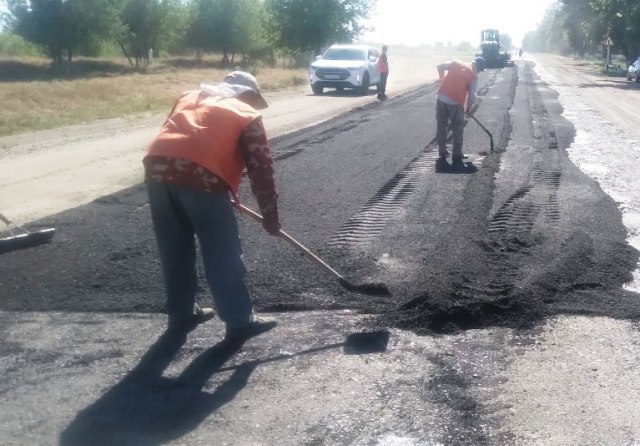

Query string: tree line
523 0 640 63
1 0 374 72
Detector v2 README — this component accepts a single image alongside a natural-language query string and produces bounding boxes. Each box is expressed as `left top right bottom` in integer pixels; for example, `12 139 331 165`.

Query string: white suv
627 57 640 82
309 44 381 95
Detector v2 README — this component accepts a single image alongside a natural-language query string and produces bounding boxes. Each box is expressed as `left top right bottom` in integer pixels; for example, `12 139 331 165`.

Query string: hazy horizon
361 0 556 47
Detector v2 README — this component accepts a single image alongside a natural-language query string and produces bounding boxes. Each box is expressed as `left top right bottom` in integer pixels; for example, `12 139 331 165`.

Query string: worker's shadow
59 330 248 446
435 157 478 174
59 328 389 446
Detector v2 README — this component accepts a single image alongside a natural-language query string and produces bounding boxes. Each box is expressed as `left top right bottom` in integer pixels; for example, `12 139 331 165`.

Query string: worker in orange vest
144 71 279 340
376 45 390 100
435 56 486 161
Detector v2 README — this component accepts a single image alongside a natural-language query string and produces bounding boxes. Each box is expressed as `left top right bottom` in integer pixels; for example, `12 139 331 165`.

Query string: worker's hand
262 217 281 236
256 199 280 236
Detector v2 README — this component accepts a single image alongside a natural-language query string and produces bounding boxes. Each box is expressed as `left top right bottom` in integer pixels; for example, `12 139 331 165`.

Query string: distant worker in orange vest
376 45 390 100
435 56 486 161
144 71 279 340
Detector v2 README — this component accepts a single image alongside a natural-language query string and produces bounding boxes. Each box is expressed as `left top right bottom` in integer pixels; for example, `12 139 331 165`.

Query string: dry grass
0 56 308 137
0 47 481 137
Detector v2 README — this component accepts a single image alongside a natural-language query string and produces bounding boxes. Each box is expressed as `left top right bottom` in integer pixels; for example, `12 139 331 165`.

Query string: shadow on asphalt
435 157 479 174
59 329 389 445
578 81 640 90
214 330 391 374
59 330 249 446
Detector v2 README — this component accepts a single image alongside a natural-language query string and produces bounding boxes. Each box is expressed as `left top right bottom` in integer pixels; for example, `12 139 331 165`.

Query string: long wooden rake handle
234 202 391 296
236 203 345 280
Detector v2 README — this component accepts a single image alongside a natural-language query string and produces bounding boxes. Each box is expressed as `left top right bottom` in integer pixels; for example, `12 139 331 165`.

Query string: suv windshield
322 49 365 61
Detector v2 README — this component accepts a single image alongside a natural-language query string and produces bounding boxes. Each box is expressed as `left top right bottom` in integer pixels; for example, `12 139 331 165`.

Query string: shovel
236 203 391 296
0 213 56 255
467 113 494 153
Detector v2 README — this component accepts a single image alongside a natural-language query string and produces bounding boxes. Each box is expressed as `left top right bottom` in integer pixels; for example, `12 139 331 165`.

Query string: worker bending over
144 71 279 341
435 56 486 161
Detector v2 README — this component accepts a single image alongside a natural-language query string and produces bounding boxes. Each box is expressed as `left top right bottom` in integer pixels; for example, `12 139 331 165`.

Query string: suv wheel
636 73 640 83
357 72 370 95
312 85 324 95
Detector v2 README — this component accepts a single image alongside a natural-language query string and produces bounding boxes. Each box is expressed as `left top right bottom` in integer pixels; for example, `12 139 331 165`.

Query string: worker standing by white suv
309 44 381 96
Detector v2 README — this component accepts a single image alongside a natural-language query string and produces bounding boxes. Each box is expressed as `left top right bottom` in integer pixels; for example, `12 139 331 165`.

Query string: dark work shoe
168 307 215 332
452 154 468 162
225 316 277 342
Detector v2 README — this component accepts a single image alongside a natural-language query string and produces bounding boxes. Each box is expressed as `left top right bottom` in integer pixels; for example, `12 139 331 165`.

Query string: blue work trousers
147 180 254 329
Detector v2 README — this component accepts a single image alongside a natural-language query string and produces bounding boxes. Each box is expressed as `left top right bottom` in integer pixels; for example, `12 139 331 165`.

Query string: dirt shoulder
531 53 640 139
0 48 449 225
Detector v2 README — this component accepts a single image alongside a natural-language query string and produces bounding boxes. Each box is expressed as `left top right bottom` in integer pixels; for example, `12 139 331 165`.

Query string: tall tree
601 0 640 62
116 0 187 69
264 0 374 56
623 1 640 60
558 0 598 56
186 0 267 65
533 0 640 61
538 2 571 53
233 0 268 64
6 0 119 72
185 0 217 60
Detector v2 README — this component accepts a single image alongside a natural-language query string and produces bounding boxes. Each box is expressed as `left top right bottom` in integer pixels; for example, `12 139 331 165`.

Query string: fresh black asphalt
1 61 638 336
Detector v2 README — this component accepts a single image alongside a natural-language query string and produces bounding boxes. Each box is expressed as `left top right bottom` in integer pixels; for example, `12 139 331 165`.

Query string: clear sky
361 0 557 47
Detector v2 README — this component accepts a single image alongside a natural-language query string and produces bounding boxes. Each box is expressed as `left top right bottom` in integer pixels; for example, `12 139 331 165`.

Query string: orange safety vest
437 60 477 107
376 53 389 73
145 90 260 196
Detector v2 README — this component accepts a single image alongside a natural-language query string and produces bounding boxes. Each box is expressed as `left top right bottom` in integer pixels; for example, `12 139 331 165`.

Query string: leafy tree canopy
264 0 375 55
6 0 119 71
529 0 640 61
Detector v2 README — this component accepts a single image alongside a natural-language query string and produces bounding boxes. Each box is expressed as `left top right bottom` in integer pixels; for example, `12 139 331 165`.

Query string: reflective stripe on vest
438 61 477 107
145 91 260 195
